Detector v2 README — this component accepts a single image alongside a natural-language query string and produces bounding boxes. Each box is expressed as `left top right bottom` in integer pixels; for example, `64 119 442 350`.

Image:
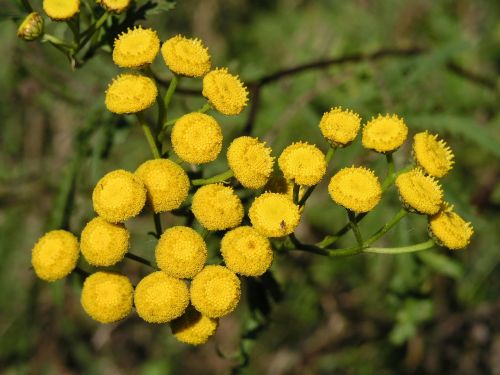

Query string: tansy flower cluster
30 29 474 349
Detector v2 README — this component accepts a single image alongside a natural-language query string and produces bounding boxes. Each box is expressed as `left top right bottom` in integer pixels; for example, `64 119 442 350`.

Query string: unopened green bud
17 12 44 41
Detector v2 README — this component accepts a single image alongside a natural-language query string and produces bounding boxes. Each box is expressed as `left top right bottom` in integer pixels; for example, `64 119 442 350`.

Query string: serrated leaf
418 251 464 279
147 0 176 15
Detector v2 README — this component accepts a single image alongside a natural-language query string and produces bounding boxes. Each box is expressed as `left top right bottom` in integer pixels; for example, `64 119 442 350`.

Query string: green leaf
389 298 433 345
418 251 464 279
147 0 176 15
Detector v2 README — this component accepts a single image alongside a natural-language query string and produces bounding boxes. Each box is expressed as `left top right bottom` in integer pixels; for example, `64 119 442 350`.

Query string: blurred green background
1 0 499 374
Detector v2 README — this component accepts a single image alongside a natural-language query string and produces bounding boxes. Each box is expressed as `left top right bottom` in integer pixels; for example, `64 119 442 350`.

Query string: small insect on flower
249 193 301 237
280 220 287 231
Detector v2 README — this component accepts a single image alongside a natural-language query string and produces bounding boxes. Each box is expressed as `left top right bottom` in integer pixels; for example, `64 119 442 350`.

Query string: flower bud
17 12 44 41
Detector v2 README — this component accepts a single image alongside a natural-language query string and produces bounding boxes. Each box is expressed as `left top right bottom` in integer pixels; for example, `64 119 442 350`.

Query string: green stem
292 183 300 204
42 34 74 50
347 209 363 246
364 208 408 247
364 239 435 254
153 213 163 238
318 156 407 248
289 239 435 257
125 252 158 269
137 114 161 159
289 233 330 256
67 17 80 45
76 12 108 52
163 74 178 121
298 146 336 207
73 266 90 280
191 170 234 186
382 152 395 191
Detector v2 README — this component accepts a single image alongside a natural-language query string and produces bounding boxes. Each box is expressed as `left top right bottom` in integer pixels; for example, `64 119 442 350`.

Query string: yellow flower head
191 184 244 231
362 114 408 153
227 136 274 189
155 226 207 279
161 35 211 77
92 169 146 223
190 265 241 318
134 271 189 323
171 306 218 346
395 169 443 215
319 107 361 147
202 68 249 115
80 272 133 323
98 0 131 13
105 74 157 114
171 113 223 164
135 159 189 213
31 230 79 282
328 167 382 213
221 226 273 277
80 217 129 267
43 0 79 21
278 142 327 186
112 26 160 68
249 193 301 237
428 204 474 250
413 132 454 178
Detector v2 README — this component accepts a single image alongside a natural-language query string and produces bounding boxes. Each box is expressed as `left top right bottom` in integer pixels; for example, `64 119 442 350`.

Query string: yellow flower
227 136 274 189
31 230 79 282
17 12 44 41
428 204 474 250
278 142 327 186
202 68 248 115
92 169 146 223
80 272 133 323
112 26 160 68
395 169 443 215
319 107 361 147
413 132 454 178
135 159 189 213
362 114 408 153
98 0 131 13
221 226 273 276
171 113 223 164
105 74 157 114
328 167 382 213
249 193 301 237
191 184 244 231
134 271 189 323
43 0 79 21
161 35 211 77
190 265 241 318
155 226 207 279
170 306 218 346
80 217 129 267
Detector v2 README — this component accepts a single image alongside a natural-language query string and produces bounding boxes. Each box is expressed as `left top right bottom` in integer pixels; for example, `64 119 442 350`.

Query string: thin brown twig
153 46 497 136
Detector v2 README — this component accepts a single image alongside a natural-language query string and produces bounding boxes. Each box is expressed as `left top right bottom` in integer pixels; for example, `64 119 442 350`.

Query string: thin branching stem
191 170 234 186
